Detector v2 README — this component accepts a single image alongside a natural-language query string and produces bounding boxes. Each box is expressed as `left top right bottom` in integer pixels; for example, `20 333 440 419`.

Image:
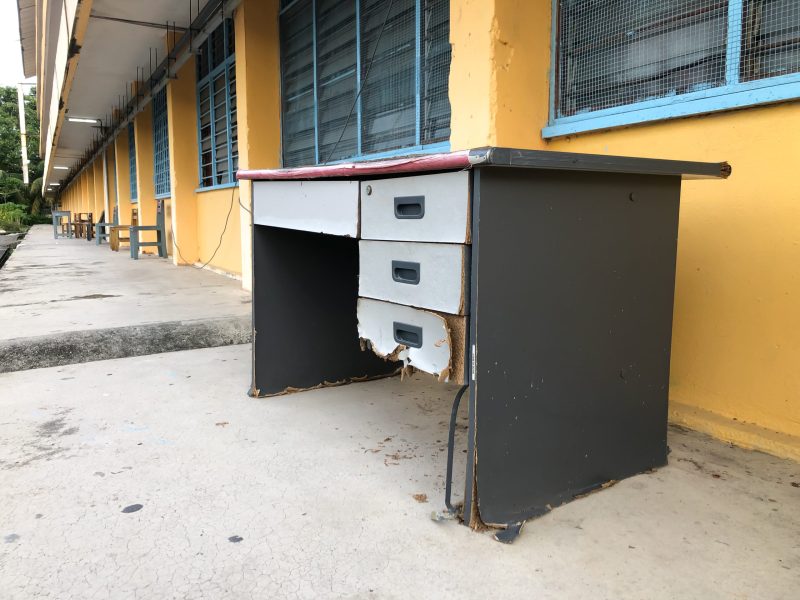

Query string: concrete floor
0 225 249 341
1 345 798 599
0 225 251 372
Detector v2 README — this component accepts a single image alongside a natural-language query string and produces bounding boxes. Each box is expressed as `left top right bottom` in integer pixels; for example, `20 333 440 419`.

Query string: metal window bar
128 122 138 201
279 0 452 168
196 19 238 188
152 87 171 197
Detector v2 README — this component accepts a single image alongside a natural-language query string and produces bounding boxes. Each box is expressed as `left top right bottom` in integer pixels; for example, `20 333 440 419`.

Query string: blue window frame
545 0 800 138
279 0 452 167
196 19 238 188
152 87 171 198
127 122 138 202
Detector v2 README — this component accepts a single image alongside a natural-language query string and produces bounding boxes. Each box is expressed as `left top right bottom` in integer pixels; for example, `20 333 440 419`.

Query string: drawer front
359 240 469 314
360 171 470 243
252 180 359 237
357 298 467 384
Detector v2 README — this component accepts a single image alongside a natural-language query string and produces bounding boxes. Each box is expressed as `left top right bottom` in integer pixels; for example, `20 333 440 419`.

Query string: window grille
554 0 800 122
128 122 138 202
196 19 238 188
741 0 800 81
279 0 452 168
152 87 171 197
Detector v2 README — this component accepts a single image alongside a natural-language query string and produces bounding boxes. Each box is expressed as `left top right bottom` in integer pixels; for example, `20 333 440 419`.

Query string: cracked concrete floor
1 344 798 599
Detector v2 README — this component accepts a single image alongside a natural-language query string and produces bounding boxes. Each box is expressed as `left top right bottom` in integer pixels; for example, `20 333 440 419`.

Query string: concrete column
133 105 157 251
114 130 133 226
166 57 200 266
448 0 551 151
233 0 282 291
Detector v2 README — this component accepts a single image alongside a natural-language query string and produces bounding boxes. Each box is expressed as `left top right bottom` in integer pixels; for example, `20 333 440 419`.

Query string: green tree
0 87 44 217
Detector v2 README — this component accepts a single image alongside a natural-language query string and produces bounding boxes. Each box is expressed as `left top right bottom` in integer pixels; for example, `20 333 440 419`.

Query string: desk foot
493 521 524 544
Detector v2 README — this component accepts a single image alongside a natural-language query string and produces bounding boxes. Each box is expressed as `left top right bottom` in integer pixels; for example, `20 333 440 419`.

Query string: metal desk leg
444 384 469 515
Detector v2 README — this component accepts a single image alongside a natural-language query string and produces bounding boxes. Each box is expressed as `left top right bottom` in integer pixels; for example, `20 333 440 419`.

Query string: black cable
171 184 237 271
322 0 396 165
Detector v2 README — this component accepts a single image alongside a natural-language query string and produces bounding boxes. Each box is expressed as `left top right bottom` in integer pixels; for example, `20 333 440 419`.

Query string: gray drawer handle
392 260 420 285
393 322 423 348
394 196 425 219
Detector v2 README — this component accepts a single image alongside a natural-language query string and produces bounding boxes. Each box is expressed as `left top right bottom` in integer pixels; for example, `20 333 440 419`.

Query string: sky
0 0 36 87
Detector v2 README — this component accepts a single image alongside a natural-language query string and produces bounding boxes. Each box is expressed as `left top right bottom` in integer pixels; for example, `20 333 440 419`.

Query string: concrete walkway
1 344 798 599
0 225 250 372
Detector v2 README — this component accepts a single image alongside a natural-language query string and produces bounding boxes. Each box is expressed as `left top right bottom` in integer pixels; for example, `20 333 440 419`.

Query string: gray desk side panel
252 225 398 396
472 167 679 525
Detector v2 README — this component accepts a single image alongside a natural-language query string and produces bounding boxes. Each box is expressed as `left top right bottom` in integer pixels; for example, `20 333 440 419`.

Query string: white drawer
357 298 467 384
252 180 359 237
359 240 468 314
360 171 470 243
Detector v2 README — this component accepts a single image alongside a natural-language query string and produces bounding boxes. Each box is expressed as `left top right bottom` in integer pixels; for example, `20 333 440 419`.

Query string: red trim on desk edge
236 151 474 181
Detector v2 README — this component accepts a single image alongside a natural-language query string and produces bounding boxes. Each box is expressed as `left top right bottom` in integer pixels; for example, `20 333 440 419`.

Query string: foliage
0 87 45 227
0 202 28 231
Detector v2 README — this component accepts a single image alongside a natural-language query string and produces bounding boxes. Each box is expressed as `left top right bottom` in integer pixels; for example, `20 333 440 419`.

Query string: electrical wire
170 184 237 271
322 0 396 165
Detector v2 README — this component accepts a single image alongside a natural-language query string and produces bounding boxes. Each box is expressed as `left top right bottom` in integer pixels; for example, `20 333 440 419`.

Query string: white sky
0 0 36 87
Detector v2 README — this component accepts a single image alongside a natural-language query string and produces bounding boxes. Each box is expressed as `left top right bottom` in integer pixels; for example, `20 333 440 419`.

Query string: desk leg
468 167 680 533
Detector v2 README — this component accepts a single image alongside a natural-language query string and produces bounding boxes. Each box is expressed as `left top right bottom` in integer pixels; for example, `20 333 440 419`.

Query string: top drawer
360 171 470 243
252 180 359 237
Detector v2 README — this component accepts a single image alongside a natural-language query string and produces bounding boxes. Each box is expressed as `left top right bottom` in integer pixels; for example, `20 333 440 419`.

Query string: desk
240 147 730 539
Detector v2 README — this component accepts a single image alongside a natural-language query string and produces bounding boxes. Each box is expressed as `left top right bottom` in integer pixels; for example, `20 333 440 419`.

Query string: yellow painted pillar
134 105 157 251
114 130 133 226
233 0 282 290
166 57 200 265
93 158 104 222
106 144 117 221
448 0 551 151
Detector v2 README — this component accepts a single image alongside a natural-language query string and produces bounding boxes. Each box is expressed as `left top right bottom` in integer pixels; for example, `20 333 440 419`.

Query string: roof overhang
17 0 36 78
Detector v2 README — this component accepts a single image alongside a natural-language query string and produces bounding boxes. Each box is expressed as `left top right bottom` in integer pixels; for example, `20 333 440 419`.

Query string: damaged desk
239 147 730 541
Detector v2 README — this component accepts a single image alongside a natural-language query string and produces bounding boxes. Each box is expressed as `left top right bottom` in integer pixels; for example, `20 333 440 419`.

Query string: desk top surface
238 147 731 182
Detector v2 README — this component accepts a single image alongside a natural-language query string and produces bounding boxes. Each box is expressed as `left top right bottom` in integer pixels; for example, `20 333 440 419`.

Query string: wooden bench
109 209 137 252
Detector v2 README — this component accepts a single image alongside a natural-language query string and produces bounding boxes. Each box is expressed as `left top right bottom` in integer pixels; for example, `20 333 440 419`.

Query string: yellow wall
133 104 158 251
449 0 800 459
233 0 282 289
166 57 200 266
114 129 134 226
196 187 242 275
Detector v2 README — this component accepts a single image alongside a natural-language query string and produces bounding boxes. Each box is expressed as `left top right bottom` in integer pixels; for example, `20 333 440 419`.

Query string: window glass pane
741 0 800 81
279 0 451 167
317 0 358 162
420 0 452 145
152 87 171 197
196 19 236 187
211 24 226 70
280 0 316 167
197 38 210 80
557 0 729 118
127 122 138 201
361 0 416 154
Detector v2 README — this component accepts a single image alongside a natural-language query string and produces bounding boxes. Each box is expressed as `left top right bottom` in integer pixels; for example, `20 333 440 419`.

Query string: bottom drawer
357 298 467 384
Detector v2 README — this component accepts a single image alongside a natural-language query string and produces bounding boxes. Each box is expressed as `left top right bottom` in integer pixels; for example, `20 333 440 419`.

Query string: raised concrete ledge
670 400 800 462
0 315 251 373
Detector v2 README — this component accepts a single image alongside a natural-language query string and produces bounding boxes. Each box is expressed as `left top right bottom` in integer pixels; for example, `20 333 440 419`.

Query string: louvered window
279 0 452 167
196 19 238 188
548 1 800 137
152 87 171 198
127 122 138 202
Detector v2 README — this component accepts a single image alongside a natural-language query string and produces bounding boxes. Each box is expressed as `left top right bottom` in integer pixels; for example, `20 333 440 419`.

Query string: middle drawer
359 240 469 315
